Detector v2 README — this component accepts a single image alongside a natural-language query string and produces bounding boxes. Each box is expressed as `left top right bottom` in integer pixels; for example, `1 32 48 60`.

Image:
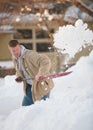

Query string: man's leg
22 84 34 106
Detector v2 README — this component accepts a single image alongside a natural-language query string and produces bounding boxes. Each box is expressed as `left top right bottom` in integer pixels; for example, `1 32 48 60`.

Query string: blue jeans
22 84 50 106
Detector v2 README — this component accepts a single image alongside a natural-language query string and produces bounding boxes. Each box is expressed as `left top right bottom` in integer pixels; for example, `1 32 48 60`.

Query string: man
8 39 54 106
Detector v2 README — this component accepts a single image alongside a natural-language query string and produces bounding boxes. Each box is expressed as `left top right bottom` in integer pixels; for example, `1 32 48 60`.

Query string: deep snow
0 19 93 130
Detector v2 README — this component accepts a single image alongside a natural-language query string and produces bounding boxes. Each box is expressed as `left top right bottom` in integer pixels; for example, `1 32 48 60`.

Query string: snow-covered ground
0 61 13 68
0 19 93 130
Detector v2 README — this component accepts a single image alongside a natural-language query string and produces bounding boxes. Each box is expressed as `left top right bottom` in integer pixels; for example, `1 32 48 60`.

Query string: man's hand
15 76 23 82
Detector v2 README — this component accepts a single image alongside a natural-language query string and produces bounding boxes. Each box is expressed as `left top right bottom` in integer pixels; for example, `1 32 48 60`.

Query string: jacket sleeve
28 51 52 76
37 53 52 76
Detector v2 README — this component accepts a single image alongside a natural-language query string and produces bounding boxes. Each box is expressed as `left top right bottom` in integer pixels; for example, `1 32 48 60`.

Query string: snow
64 5 93 23
0 19 93 130
0 4 93 28
0 23 16 33
53 19 93 58
0 61 13 68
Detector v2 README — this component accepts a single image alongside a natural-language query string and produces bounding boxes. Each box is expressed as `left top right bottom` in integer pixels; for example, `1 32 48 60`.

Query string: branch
71 0 93 17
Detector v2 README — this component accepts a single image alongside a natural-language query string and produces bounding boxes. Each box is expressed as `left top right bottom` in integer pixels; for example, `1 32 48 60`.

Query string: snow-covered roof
0 25 16 33
0 5 93 30
64 5 93 23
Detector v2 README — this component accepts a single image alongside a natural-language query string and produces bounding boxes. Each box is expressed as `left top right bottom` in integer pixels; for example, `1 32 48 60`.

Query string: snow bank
3 51 93 130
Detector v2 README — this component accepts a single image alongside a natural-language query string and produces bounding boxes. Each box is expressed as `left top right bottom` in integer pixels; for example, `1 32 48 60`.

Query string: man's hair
8 39 19 47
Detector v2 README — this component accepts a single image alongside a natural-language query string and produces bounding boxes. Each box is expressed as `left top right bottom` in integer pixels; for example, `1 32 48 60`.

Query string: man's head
8 40 21 58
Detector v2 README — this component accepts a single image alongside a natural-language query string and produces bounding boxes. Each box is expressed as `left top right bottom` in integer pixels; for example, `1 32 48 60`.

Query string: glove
15 76 23 82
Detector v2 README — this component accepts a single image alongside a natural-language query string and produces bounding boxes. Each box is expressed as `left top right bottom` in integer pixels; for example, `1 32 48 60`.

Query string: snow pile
53 19 93 58
0 75 23 99
0 75 23 130
2 50 93 130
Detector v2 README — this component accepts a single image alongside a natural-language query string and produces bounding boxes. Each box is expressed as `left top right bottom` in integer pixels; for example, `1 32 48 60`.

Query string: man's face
8 45 21 58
